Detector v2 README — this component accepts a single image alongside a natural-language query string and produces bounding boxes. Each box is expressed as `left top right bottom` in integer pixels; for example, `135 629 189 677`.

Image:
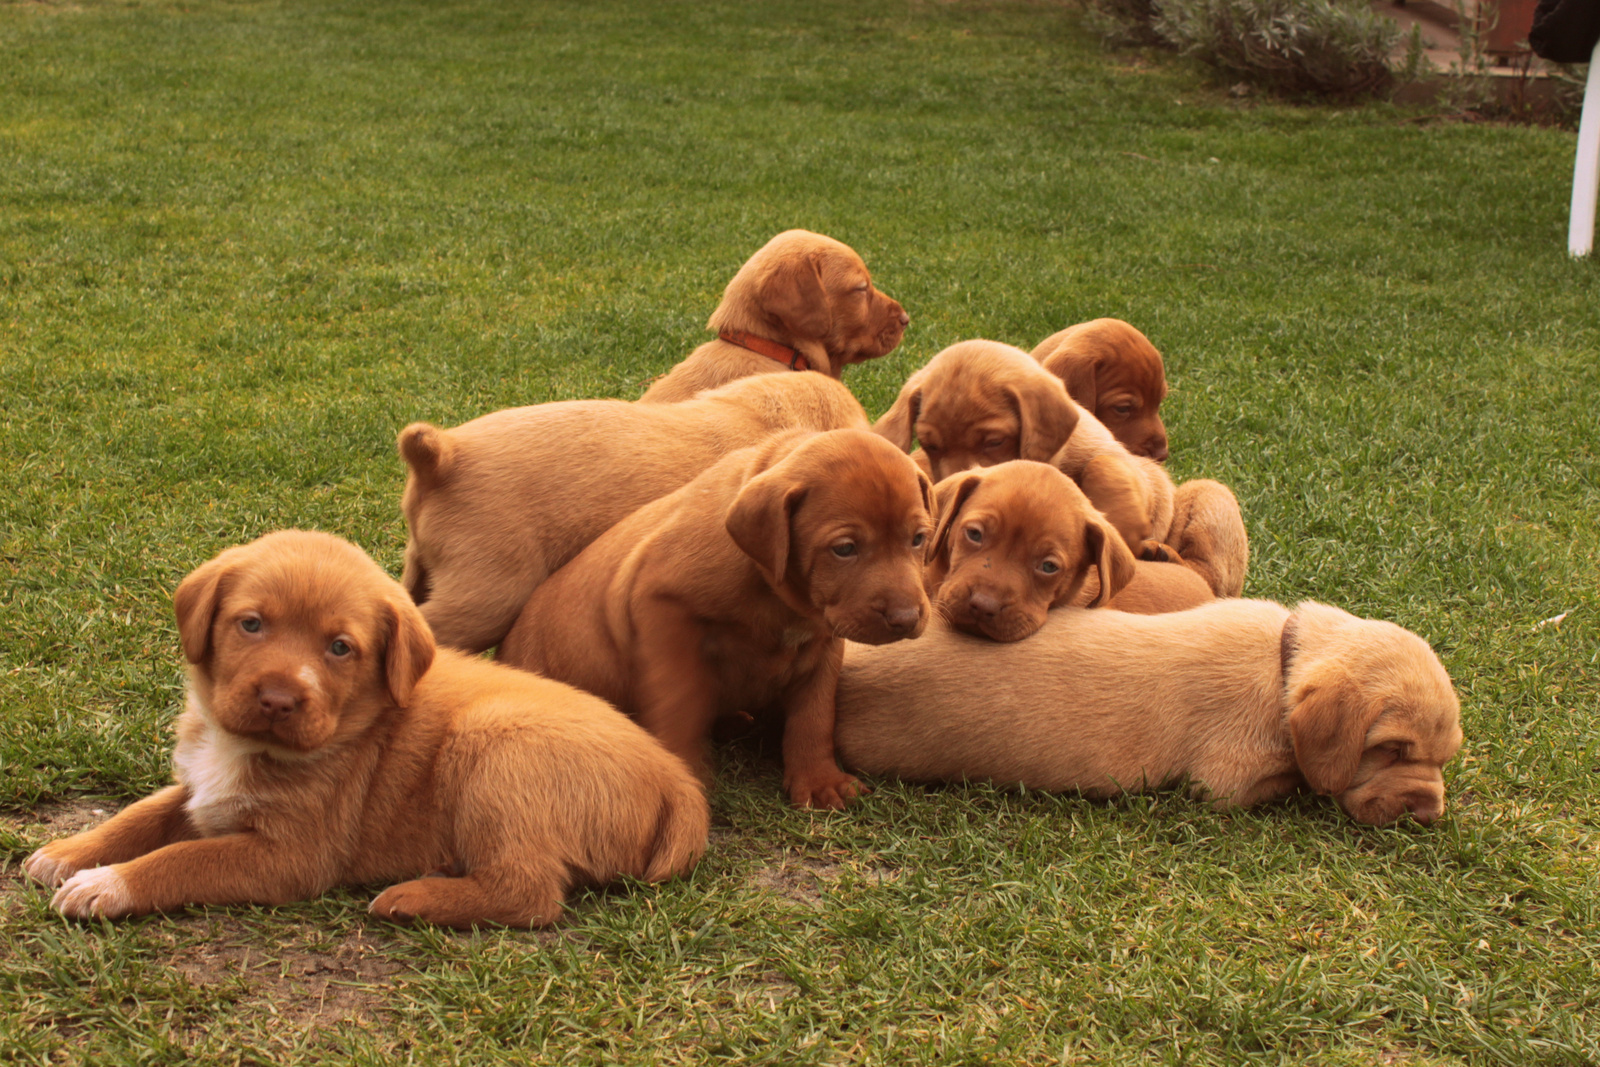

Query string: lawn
1 0 1597 1062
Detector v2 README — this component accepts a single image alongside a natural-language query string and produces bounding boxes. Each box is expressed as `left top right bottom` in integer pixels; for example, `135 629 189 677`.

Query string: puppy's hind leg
1167 479 1248 598
370 860 568 930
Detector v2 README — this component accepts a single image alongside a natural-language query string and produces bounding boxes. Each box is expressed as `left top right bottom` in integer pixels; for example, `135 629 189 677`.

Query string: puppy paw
786 772 871 811
1138 540 1183 564
52 866 136 920
23 843 83 888
369 881 434 924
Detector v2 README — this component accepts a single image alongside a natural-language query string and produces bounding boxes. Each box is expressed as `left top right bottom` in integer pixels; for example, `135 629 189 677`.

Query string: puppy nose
897 308 910 327
257 684 299 720
881 604 923 635
1405 793 1443 826
1147 438 1170 463
968 590 1003 619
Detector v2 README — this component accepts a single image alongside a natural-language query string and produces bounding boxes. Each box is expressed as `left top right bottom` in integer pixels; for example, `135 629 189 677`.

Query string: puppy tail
398 423 454 485
641 775 711 883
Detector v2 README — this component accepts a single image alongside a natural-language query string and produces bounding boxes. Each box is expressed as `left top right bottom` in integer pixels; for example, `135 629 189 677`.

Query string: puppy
836 600 1463 826
640 230 909 403
498 429 933 811
24 531 708 927
1033 319 1169 461
400 371 868 653
925 462 1138 642
875 339 1247 597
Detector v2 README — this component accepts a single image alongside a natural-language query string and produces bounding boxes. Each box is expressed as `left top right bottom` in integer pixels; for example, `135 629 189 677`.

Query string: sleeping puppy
925 462 1206 641
875 339 1247 598
498 429 933 810
836 600 1463 826
24 531 708 927
640 230 910 403
925 461 1137 642
400 371 868 654
1033 319 1169 461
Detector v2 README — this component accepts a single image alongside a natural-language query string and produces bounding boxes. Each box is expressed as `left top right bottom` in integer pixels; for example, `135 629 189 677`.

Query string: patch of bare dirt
746 847 902 909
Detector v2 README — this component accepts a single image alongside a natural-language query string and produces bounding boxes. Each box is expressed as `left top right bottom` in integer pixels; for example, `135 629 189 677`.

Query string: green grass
1 0 1597 1062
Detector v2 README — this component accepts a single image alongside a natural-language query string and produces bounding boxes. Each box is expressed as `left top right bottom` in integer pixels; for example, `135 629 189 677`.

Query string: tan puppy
875 339 1248 598
499 429 933 810
23 531 707 927
925 462 1138 642
1033 319 1170 461
836 601 1463 826
640 230 910 403
400 372 868 654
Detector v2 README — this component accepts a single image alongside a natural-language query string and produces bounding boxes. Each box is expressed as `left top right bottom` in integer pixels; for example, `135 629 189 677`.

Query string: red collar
718 329 810 372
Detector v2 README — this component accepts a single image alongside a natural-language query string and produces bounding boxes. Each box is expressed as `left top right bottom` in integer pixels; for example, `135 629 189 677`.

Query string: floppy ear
1077 453 1151 551
928 472 984 565
1006 379 1080 462
173 553 237 665
915 467 935 527
725 471 807 585
1288 666 1385 794
873 371 926 452
384 595 436 708
1055 353 1100 414
760 252 831 342
1080 514 1138 608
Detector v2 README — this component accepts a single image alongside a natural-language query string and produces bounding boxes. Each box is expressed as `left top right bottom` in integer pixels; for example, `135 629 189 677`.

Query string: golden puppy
1033 319 1170 461
640 230 909 403
836 600 1463 826
925 461 1137 642
498 429 933 810
400 372 868 654
24 531 708 927
875 339 1248 598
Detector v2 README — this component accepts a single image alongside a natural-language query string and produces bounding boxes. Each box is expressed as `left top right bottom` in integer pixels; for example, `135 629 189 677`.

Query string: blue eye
965 527 983 544
911 532 926 549
832 543 857 558
1039 560 1060 575
240 617 262 634
329 639 352 657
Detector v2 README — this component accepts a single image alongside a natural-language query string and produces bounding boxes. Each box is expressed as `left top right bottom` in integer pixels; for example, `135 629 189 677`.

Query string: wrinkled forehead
221 558 385 634
800 455 927 531
971 474 1087 531
919 372 1020 429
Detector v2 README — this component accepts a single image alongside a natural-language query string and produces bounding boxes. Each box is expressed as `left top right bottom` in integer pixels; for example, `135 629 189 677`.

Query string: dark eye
1038 560 1060 575
911 531 926 549
832 543 857 558
965 527 983 544
923 443 943 455
329 639 352 657
240 617 262 634
1112 404 1134 417
982 438 1005 450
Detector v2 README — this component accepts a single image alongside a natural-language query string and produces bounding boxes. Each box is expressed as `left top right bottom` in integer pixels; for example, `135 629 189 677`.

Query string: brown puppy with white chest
925 462 1207 642
836 600 1463 826
400 372 868 654
640 230 909 403
24 531 708 927
498 429 933 810
875 339 1248 598
1033 319 1170 461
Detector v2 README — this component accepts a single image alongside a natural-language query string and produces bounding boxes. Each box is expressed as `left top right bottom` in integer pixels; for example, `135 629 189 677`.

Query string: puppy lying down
835 600 1462 825
24 531 708 927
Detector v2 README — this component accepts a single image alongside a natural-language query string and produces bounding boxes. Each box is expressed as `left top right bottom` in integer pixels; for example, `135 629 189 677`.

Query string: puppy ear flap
1057 353 1100 414
384 596 436 708
929 472 984 567
760 252 831 342
173 554 235 665
873 369 926 452
726 471 807 585
1081 513 1137 608
1006 380 1080 462
1077 454 1152 551
1289 669 1384 795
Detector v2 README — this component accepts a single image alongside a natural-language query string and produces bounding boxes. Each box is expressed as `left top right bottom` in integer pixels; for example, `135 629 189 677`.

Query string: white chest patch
173 689 269 835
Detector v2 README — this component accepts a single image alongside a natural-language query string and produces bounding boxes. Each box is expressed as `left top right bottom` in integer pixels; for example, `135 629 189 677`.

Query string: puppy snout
256 682 301 720
880 603 924 636
1146 437 1170 463
895 306 909 328
968 590 1004 619
1404 792 1443 826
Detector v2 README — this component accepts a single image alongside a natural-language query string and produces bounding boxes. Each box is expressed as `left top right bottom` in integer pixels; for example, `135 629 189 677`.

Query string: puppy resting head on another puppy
924 461 1135 642
175 531 435 755
874 340 1079 484
1033 319 1169 461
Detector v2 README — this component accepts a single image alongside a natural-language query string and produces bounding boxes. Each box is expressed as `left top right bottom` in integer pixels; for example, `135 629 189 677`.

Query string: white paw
51 866 135 920
23 846 76 888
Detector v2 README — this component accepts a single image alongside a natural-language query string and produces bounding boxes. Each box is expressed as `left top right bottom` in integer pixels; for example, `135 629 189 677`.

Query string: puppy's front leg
781 640 866 810
632 599 722 785
49 834 323 920
24 785 198 888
